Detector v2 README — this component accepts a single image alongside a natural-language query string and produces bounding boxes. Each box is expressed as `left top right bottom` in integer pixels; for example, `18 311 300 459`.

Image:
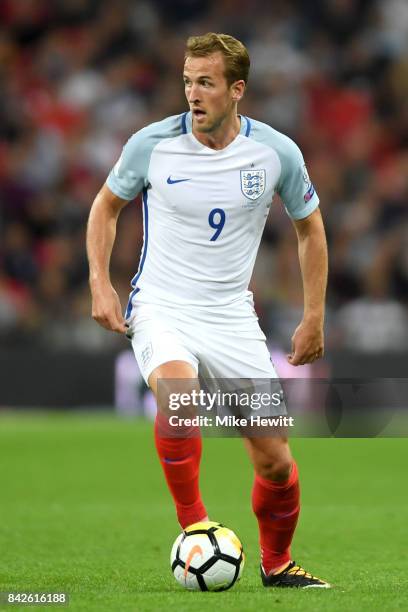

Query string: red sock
154 416 207 528
252 461 300 575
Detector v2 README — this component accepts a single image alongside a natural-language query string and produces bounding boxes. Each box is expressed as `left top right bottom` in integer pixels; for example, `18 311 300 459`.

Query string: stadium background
1 2 407 610
1 0 407 406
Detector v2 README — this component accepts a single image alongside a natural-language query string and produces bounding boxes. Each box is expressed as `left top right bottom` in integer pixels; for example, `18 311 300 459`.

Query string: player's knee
256 458 293 482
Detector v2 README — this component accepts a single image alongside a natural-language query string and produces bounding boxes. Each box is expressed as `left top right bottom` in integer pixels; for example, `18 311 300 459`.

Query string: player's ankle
263 560 291 576
178 508 209 529
182 515 209 528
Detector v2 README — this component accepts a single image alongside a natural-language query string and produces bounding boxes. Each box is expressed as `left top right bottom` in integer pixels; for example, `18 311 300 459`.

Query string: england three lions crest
240 169 266 201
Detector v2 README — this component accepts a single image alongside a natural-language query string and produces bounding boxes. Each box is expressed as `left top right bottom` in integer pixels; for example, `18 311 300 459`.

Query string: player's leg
244 434 330 587
193 322 299 567
195 319 330 587
149 361 208 529
127 306 208 528
243 436 299 573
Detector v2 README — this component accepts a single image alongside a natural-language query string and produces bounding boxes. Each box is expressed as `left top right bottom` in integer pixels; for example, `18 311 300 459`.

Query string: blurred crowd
0 0 407 353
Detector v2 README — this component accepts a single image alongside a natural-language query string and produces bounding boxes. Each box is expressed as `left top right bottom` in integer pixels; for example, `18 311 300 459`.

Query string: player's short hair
185 33 250 85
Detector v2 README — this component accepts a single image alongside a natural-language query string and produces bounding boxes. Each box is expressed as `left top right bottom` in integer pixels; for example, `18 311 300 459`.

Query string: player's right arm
86 184 129 333
87 116 178 331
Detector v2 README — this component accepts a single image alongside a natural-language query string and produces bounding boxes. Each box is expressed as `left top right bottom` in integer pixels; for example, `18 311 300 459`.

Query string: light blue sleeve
106 114 184 200
249 119 319 220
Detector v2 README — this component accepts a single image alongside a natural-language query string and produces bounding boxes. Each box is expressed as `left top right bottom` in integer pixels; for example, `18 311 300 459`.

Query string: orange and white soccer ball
170 521 245 591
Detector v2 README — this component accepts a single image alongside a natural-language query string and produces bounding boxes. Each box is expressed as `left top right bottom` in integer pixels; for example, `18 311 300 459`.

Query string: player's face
183 53 244 134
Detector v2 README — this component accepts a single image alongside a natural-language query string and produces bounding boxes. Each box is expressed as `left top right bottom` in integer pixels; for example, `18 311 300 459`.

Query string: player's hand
287 319 324 366
90 282 126 334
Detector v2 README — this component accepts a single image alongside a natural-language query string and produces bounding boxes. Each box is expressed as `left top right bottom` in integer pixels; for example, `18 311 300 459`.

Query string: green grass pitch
0 413 407 611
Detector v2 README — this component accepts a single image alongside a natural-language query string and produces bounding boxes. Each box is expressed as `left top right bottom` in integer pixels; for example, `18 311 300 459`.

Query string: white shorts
127 300 278 384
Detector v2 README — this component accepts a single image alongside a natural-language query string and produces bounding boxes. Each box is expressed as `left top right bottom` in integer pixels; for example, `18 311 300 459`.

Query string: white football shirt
106 112 319 319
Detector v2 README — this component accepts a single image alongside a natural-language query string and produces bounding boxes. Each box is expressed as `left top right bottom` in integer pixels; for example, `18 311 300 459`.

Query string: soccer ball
170 521 245 591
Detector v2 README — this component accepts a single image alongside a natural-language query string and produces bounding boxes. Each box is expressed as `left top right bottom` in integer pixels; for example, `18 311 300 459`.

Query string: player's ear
231 80 245 102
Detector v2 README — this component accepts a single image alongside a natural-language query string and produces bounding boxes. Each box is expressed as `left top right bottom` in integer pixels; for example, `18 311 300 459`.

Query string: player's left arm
289 207 328 365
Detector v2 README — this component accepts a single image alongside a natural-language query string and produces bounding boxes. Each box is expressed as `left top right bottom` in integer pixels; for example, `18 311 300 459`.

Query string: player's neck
192 114 241 150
